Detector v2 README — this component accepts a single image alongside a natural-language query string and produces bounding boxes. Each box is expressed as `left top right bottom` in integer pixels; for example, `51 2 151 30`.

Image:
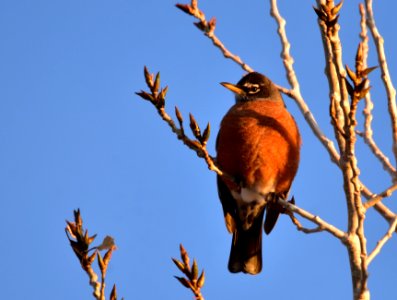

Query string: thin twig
176 1 253 73
137 66 346 241
177 1 397 227
286 211 326 234
313 1 372 297
358 4 396 178
367 217 397 265
173 244 205 300
65 210 118 300
270 0 341 167
278 198 347 241
365 0 397 165
363 182 397 210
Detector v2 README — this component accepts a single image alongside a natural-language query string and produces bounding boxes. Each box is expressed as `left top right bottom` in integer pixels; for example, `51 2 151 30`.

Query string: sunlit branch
176 1 253 73
358 4 396 178
279 198 346 241
137 66 345 242
365 0 397 165
270 0 341 167
363 182 397 210
367 217 397 265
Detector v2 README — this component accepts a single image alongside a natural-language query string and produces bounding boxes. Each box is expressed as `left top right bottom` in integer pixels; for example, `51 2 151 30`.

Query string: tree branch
176 1 253 73
279 198 346 240
365 0 397 166
363 182 397 210
358 4 397 178
367 217 397 265
270 0 342 168
137 66 346 242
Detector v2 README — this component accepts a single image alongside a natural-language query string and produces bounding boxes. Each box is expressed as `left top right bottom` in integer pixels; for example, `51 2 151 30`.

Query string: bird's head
221 72 283 104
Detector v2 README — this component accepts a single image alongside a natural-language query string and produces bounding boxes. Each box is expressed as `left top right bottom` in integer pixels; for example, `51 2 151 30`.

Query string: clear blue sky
1 1 396 299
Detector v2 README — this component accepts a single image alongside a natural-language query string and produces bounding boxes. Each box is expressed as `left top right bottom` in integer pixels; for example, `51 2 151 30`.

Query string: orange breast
216 100 301 194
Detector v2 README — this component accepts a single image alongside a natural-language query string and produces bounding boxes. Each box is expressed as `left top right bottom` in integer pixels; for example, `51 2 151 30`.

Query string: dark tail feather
264 201 281 235
228 209 265 275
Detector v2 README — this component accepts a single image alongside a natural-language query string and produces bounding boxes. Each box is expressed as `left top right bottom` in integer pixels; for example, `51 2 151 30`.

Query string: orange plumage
216 72 301 274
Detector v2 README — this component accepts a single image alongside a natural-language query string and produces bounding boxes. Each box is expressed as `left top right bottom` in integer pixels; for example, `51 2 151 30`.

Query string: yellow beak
220 82 246 96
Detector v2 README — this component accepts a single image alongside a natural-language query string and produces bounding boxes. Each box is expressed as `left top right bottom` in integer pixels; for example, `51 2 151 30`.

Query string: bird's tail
228 208 265 275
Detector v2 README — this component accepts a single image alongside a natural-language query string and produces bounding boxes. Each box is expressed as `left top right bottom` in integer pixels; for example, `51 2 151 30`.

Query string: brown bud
172 258 186 273
175 4 193 15
194 21 207 31
103 248 114 266
87 234 97 245
159 86 169 101
180 244 190 271
110 284 117 300
174 276 191 289
197 270 205 288
313 6 327 22
201 122 211 145
97 251 105 273
175 106 184 125
191 259 199 281
331 1 344 16
361 66 378 77
65 221 77 239
345 65 357 83
152 72 161 94
74 209 82 227
144 66 154 88
136 91 154 102
189 113 201 140
355 42 364 65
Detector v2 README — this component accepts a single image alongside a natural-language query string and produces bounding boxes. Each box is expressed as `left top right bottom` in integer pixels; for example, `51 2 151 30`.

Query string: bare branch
362 188 397 231
137 66 349 243
367 217 397 265
286 210 327 234
278 198 347 241
66 210 102 299
365 0 397 165
363 182 397 210
136 67 235 185
172 244 205 300
176 1 253 72
358 4 397 178
65 210 119 300
270 0 341 167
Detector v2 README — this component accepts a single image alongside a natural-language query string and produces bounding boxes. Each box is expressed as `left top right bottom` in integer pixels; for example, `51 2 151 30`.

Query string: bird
216 72 301 275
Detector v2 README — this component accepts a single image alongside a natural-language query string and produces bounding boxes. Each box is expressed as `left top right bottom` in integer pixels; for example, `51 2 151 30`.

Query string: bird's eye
248 85 260 94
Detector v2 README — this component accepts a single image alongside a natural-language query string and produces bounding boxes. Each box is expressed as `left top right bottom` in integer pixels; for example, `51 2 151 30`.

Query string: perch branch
137 66 346 240
279 198 346 241
136 67 235 184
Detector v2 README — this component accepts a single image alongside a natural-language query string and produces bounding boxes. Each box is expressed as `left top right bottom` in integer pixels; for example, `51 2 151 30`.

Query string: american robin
216 72 301 275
